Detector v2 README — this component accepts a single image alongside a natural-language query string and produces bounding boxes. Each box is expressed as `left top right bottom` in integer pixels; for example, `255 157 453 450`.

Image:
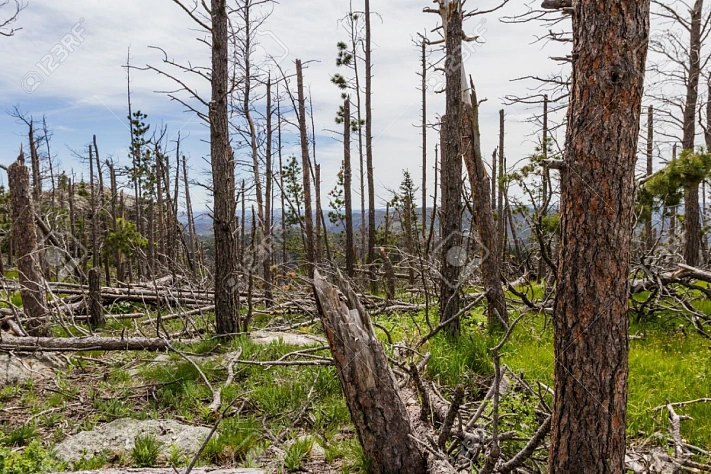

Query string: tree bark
548 1 650 472
0 336 181 352
344 97 355 278
365 0 376 291
88 266 105 327
682 0 704 266
9 154 50 337
296 59 315 278
313 270 426 474
438 2 465 336
211 0 240 337
463 85 508 331
646 105 654 251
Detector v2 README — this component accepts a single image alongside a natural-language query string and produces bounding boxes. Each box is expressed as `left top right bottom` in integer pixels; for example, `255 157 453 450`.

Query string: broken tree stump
88 267 105 327
8 152 50 336
313 269 426 474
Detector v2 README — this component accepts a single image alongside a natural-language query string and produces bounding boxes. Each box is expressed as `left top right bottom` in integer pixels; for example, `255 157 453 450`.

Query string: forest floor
0 282 710 473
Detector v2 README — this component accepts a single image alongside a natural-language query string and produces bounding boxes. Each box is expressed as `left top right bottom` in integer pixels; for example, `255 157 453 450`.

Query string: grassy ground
502 312 711 448
0 319 369 473
1 285 710 473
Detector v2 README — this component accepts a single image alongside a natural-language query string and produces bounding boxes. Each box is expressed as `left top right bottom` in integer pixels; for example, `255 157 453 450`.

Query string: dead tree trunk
491 149 497 211
421 40 428 240
498 109 506 259
88 267 105 327
438 2 465 335
646 105 654 251
314 163 323 264
183 155 197 265
313 270 426 474
89 145 99 270
344 97 355 278
108 161 123 282
264 76 274 307
547 0 650 472
9 153 49 337
28 122 42 204
296 59 315 278
0 336 179 352
365 0 377 292
211 0 240 337
93 135 107 279
682 0 704 266
379 247 395 301
670 143 678 240
463 83 508 331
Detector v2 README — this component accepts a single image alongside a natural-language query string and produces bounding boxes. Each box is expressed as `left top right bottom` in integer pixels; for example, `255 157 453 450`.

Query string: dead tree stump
88 267 105 327
313 269 426 474
8 153 50 336
378 247 396 302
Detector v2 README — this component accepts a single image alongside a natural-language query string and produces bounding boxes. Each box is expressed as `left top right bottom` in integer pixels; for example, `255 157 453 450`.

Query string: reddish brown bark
548 1 650 472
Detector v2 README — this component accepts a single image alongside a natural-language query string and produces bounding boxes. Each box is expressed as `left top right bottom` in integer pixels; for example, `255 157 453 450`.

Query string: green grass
284 436 313 471
132 433 161 468
200 416 262 464
627 331 711 445
1 424 37 447
134 336 353 467
0 440 61 474
503 313 711 448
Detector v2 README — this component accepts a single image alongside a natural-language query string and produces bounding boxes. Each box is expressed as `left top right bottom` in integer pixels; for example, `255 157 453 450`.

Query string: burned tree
426 0 509 332
8 152 49 337
647 0 710 265
437 0 465 335
211 0 240 336
297 59 315 277
313 270 426 474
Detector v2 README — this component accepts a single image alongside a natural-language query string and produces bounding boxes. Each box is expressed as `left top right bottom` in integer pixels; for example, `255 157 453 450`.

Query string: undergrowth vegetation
0 287 709 473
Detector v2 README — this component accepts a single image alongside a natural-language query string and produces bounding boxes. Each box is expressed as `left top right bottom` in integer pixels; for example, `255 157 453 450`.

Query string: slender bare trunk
211 0 240 336
365 0 376 291
264 76 273 306
296 59 315 278
344 97 355 277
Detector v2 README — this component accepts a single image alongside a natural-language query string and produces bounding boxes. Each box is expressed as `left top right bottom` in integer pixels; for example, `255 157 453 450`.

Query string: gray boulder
55 418 212 463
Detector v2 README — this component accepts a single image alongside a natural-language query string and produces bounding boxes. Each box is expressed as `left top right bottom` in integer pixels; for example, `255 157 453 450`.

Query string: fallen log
0 335 196 352
44 469 264 474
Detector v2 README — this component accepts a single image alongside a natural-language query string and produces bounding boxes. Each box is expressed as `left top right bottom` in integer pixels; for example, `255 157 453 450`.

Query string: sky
0 0 571 213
